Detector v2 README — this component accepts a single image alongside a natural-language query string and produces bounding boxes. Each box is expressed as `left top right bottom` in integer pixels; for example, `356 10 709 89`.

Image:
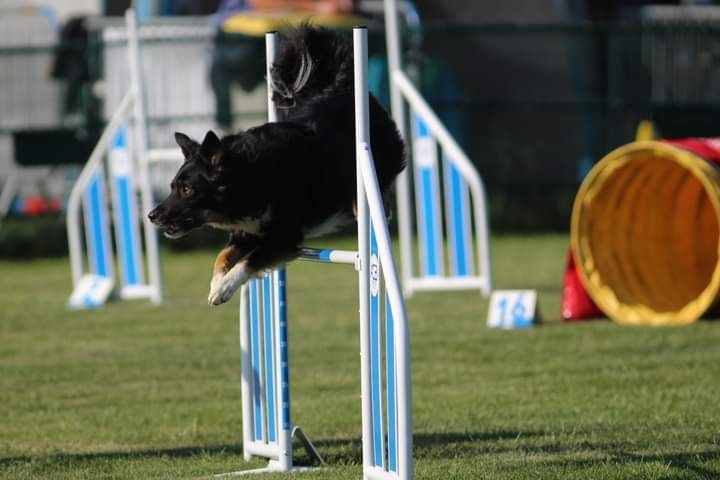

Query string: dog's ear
175 132 198 158
200 130 221 160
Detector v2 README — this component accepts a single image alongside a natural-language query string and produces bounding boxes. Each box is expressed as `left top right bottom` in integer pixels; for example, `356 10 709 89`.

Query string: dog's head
148 130 229 238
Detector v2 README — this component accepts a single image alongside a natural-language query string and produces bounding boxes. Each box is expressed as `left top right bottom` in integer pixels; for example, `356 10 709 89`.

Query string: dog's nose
148 209 160 223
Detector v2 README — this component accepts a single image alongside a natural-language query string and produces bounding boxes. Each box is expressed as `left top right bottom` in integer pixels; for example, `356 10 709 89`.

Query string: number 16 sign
487 290 537 329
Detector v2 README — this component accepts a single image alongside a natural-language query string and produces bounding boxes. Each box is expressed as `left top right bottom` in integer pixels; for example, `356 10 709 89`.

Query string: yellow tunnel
571 140 720 325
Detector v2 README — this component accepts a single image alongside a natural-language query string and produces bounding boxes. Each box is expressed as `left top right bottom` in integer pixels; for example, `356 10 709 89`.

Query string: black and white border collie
148 24 405 305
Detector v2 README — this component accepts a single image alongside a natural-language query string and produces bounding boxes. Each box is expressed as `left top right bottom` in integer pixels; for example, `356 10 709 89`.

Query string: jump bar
299 248 358 265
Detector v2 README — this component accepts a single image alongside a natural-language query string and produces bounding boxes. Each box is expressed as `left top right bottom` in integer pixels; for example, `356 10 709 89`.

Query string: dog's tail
270 23 354 109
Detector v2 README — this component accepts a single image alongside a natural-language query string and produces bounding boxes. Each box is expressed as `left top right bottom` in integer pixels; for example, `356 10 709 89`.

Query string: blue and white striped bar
369 229 385 468
83 168 113 281
412 115 444 278
262 274 277 442
249 279 265 443
299 247 357 265
109 124 145 291
443 154 473 277
385 291 398 472
274 269 291 435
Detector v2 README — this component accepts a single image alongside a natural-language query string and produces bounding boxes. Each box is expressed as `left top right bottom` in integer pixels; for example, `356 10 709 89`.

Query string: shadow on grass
544 449 720 479
3 433 718 478
310 430 547 464
0 443 244 468
0 431 533 468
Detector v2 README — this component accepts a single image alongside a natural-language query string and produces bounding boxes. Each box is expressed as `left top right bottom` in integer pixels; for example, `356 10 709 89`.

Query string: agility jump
226 28 413 480
384 0 492 297
66 10 168 308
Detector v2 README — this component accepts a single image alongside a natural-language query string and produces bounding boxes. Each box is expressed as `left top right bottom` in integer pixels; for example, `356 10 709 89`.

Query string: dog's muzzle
148 207 197 239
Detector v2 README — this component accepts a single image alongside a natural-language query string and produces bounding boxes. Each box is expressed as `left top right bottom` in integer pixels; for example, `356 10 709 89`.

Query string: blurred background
2 0 720 257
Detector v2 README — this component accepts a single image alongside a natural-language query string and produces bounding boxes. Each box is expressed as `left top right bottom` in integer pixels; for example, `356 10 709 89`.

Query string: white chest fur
208 209 272 235
303 211 353 239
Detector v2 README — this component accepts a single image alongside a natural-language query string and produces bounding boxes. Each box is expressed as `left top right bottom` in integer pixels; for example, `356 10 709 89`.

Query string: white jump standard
67 9 168 308
226 27 413 480
384 0 492 298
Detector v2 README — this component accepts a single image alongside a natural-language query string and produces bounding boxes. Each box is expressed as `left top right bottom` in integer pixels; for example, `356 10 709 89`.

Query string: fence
3 16 720 230
416 19 720 229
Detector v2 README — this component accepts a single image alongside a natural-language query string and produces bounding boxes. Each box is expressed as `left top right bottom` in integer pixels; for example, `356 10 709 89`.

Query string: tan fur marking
213 244 244 276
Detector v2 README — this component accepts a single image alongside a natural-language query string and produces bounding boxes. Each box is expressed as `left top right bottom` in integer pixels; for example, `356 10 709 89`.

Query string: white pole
353 26 375 476
266 32 279 123
238 285 254 462
265 31 292 472
383 0 414 296
125 8 163 304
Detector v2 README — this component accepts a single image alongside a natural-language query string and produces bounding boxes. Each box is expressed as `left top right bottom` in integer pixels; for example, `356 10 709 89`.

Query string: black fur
148 24 405 304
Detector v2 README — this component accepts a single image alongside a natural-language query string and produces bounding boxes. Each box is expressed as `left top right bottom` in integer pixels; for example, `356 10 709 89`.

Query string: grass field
1 233 719 479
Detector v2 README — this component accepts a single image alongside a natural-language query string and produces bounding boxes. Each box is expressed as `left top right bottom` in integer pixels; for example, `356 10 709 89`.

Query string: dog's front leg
209 233 302 306
208 257 253 306
208 234 257 305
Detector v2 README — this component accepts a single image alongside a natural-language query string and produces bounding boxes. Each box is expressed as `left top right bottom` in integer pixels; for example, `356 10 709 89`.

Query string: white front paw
208 273 225 305
208 263 250 305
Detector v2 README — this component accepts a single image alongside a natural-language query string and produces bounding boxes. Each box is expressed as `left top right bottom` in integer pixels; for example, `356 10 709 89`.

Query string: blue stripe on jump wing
414 115 443 277
416 115 429 138
249 279 264 441
420 168 440 276
277 268 291 431
262 274 277 442
113 126 127 149
116 176 140 286
369 229 384 467
448 161 471 276
385 292 398 472
86 173 109 277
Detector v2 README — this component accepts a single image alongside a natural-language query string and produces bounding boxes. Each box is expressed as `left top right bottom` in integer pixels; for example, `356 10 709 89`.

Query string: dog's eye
181 185 194 198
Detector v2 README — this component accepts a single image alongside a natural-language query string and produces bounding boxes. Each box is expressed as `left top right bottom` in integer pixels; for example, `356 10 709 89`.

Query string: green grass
1 234 719 479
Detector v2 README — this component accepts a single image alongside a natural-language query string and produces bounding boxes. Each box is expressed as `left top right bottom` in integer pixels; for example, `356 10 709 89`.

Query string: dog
148 25 405 306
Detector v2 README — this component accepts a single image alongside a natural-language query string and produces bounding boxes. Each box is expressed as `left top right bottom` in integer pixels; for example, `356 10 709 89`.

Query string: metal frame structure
384 0 492 297
228 27 413 480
